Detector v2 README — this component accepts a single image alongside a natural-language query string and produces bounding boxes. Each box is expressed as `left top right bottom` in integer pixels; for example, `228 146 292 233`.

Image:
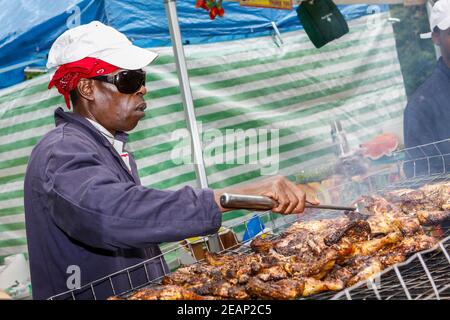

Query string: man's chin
120 112 146 132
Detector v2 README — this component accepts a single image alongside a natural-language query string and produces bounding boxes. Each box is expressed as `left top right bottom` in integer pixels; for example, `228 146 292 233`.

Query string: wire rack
48 138 450 300
330 234 450 300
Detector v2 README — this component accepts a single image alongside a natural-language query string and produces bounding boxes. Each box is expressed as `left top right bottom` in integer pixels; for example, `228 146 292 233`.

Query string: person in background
403 0 450 177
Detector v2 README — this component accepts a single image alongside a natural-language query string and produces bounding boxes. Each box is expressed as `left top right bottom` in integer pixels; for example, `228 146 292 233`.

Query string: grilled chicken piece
416 210 450 225
257 217 370 252
332 233 437 285
357 195 425 236
357 195 404 234
253 228 322 257
246 276 344 299
285 218 347 235
289 249 338 279
252 248 323 281
351 232 402 256
328 221 372 263
323 220 371 246
254 228 340 278
388 188 423 197
246 277 305 300
204 252 262 284
375 234 438 267
162 263 222 286
358 195 400 216
393 234 438 255
325 256 382 287
332 239 356 266
252 217 372 280
443 200 450 211
204 251 238 266
393 215 423 236
285 218 370 245
270 230 329 257
385 187 436 205
420 182 450 210
346 258 382 286
385 183 450 214
250 237 274 254
126 285 205 300
376 249 406 267
162 260 251 299
366 215 397 235
256 263 290 282
366 213 422 237
331 220 372 243
302 277 345 297
191 281 250 300
384 183 450 226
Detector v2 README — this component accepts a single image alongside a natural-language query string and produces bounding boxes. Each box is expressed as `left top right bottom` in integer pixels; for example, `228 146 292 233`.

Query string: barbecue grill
48 138 450 300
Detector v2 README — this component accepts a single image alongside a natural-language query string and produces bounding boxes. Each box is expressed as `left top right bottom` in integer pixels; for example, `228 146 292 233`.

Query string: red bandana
48 57 119 109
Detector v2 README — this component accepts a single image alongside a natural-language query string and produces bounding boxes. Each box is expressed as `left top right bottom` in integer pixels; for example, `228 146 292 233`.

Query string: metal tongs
220 193 357 212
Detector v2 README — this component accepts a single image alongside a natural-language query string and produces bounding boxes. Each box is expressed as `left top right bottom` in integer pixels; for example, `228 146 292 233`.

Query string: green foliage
390 4 437 97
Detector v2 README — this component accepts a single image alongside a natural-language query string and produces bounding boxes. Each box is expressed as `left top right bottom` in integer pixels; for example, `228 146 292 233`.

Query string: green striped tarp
0 12 406 263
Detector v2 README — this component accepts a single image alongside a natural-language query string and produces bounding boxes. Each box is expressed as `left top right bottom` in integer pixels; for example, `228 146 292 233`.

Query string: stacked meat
109 182 449 300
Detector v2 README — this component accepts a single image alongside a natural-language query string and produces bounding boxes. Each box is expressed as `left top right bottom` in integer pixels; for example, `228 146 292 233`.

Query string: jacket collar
54 107 129 146
54 107 138 183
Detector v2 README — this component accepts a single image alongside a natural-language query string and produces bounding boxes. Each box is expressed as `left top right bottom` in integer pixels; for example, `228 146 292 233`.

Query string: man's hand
213 175 320 214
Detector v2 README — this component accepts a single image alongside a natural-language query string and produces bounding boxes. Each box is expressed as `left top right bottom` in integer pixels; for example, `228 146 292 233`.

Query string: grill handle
220 193 356 211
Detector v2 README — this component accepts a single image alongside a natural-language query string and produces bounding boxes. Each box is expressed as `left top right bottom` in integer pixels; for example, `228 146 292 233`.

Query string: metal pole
164 0 209 189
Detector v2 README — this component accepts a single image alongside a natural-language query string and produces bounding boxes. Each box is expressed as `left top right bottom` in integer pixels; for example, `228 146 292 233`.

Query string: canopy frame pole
164 0 209 189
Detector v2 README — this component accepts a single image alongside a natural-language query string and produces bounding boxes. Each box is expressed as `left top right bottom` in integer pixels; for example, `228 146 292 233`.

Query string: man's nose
137 85 147 95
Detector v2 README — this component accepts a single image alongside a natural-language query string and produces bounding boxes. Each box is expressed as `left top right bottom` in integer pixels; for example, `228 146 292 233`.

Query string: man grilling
24 21 318 300
403 0 450 177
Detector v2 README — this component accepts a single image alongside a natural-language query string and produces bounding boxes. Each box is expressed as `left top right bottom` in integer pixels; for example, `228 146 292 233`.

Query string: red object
48 57 119 109
194 0 224 18
360 133 399 160
196 0 208 10
209 7 218 19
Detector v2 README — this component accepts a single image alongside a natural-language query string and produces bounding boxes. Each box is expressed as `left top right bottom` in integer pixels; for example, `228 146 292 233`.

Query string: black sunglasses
92 69 146 94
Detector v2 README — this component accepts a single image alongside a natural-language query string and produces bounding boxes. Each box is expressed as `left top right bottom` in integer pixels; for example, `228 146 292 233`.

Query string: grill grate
48 138 450 300
330 235 450 300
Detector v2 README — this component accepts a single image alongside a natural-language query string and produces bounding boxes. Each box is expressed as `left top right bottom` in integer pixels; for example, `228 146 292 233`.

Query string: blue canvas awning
0 0 386 89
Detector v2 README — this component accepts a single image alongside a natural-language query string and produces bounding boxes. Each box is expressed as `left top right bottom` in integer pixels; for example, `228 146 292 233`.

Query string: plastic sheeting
0 0 388 89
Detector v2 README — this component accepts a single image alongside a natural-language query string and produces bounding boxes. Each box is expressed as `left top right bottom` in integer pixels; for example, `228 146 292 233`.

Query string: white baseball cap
47 21 158 69
421 0 450 39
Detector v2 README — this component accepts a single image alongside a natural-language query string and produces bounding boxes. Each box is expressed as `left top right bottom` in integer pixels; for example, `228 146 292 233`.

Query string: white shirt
85 118 132 172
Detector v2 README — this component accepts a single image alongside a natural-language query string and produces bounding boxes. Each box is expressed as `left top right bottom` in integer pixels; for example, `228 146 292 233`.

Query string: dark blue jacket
403 58 450 177
24 108 221 300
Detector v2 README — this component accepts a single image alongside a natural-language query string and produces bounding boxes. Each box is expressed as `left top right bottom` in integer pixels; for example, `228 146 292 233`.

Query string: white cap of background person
421 0 450 39
47 21 158 69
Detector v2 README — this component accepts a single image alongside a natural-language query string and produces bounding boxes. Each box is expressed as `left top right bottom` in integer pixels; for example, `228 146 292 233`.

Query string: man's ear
432 31 441 47
77 78 95 101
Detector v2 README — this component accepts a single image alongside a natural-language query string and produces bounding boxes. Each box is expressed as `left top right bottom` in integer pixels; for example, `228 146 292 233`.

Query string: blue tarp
0 0 388 89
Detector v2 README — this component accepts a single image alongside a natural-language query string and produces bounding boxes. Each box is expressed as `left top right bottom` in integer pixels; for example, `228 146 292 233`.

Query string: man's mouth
136 102 147 112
